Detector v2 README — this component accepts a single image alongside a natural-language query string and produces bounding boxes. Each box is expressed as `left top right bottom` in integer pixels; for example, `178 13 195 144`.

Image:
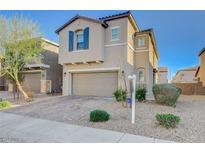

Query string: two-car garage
72 71 118 97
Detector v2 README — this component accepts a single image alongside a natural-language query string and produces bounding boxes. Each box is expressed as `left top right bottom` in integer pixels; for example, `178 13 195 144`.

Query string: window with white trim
138 37 145 47
111 27 119 41
76 31 84 50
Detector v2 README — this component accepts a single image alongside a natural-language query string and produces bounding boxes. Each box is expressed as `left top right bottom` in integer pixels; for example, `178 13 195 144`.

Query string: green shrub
135 85 146 101
113 89 126 102
152 84 181 107
155 113 180 128
0 101 11 109
90 110 110 122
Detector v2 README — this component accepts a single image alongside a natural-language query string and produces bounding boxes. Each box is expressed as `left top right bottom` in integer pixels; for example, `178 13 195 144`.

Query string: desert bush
113 89 126 102
152 84 181 107
135 85 146 101
155 113 180 128
0 101 11 109
90 110 110 122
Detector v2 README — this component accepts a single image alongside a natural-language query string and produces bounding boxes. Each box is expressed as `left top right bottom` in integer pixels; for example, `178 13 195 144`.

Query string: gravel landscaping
2 95 205 142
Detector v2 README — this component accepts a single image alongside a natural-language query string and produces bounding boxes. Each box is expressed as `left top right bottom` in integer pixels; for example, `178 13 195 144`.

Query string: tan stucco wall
158 72 168 83
148 35 158 68
59 18 105 64
42 42 59 54
134 33 158 98
42 50 62 92
148 35 158 84
36 41 62 92
62 44 134 96
134 34 149 50
127 46 134 66
104 18 128 46
198 53 205 86
59 16 157 100
59 17 136 96
127 18 137 47
134 51 154 98
172 70 197 83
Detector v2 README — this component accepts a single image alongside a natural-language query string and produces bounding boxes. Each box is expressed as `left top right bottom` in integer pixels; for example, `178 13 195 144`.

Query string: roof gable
55 15 108 34
99 11 139 31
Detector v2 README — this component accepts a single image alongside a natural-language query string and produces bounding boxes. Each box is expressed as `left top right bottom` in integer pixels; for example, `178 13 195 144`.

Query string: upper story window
76 31 84 50
111 27 119 41
68 27 89 52
138 37 145 47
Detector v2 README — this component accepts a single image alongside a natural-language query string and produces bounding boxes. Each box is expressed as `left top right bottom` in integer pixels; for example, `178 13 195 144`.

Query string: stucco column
62 65 69 96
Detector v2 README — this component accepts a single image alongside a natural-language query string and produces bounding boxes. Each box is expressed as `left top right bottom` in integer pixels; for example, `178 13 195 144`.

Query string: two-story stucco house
56 11 159 99
6 38 62 94
172 66 198 83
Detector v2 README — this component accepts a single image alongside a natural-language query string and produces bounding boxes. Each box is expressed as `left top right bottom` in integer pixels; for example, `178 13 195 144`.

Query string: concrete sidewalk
0 112 172 143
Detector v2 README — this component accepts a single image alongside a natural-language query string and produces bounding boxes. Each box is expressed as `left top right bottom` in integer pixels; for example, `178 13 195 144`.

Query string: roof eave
55 15 108 34
198 48 205 56
101 14 130 22
195 66 200 77
128 14 140 31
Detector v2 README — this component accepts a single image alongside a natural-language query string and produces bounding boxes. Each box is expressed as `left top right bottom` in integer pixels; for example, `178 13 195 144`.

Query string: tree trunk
16 80 30 102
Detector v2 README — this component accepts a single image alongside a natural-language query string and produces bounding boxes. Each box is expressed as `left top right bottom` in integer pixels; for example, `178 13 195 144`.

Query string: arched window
137 68 145 83
139 71 144 82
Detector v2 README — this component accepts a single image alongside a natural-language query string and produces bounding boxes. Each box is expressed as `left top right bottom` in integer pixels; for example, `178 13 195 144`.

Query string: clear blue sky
0 10 205 80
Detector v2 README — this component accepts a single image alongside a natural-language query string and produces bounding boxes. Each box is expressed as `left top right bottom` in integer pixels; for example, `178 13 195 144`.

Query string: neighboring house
158 67 168 83
172 66 198 83
195 48 205 86
0 58 8 91
0 77 8 91
56 11 159 99
8 38 62 94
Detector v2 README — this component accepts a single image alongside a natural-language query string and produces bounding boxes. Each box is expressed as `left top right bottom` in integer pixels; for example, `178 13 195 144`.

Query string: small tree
0 15 43 101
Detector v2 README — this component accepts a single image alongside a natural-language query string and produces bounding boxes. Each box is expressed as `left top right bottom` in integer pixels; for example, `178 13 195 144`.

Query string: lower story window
139 71 144 82
137 68 145 83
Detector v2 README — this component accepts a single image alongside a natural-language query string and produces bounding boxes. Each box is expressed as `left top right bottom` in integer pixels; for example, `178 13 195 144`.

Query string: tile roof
55 11 138 34
99 11 131 21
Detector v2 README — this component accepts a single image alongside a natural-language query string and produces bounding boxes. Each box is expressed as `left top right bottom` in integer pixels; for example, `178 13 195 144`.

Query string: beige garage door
22 72 41 93
72 72 118 96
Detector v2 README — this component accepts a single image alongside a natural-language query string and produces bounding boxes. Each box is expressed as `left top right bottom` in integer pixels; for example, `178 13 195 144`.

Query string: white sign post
128 74 136 124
